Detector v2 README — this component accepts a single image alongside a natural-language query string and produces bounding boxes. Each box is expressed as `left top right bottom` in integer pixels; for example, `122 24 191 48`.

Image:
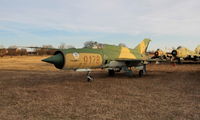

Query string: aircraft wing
115 59 147 67
116 58 166 63
116 58 146 62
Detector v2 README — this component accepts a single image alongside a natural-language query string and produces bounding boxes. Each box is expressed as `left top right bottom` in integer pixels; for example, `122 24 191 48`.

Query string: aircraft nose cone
42 54 61 64
42 52 65 69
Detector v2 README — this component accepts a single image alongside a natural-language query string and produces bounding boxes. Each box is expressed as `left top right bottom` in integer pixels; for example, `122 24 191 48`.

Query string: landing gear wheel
86 71 94 82
194 56 199 61
139 70 144 77
126 71 133 77
87 76 94 82
177 58 182 64
108 70 115 76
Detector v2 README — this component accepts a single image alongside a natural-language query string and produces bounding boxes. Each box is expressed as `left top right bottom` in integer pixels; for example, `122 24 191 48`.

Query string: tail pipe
171 50 177 57
154 51 159 57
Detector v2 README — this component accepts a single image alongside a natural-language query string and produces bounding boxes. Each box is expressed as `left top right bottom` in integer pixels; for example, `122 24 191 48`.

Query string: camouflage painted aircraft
195 45 200 54
151 49 172 60
171 46 200 62
42 39 151 81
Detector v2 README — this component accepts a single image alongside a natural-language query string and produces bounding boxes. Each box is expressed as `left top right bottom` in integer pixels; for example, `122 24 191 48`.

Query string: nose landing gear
86 71 94 82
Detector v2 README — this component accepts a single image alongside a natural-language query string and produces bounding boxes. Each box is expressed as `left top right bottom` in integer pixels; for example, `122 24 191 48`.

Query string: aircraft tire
177 58 182 64
194 56 199 61
87 76 94 82
139 70 143 77
108 70 115 77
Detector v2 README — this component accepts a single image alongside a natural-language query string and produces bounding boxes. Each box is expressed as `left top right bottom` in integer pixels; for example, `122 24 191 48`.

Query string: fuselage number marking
83 55 101 64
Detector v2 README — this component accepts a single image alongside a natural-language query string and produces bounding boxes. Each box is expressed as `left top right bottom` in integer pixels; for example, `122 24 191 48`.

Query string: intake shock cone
42 51 65 69
171 50 177 57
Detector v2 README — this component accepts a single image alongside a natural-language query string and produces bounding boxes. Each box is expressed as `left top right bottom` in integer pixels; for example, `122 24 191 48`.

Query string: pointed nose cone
42 53 65 69
42 53 61 64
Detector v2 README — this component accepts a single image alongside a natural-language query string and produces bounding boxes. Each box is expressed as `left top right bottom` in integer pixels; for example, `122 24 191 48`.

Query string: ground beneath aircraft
0 56 200 120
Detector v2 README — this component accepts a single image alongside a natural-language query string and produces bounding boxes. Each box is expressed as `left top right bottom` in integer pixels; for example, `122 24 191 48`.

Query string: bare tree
58 43 66 49
0 45 4 49
58 43 75 49
8 45 17 49
118 43 127 47
42 45 54 48
65 45 75 49
84 41 98 48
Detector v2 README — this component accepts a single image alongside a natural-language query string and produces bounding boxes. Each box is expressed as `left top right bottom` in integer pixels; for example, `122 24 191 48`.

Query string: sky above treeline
0 0 200 50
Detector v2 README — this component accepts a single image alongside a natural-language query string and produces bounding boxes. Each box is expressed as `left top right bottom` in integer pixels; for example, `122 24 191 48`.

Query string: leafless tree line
0 41 127 57
0 48 58 57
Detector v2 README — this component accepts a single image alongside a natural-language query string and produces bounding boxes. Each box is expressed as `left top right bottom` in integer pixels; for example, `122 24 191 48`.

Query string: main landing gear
139 70 144 77
107 65 147 78
108 69 115 76
138 65 147 77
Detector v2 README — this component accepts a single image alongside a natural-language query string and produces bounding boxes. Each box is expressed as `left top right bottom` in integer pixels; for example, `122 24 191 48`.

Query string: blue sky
0 0 200 50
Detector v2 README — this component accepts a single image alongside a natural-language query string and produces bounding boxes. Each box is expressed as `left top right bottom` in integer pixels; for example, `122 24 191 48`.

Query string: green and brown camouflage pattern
42 39 151 70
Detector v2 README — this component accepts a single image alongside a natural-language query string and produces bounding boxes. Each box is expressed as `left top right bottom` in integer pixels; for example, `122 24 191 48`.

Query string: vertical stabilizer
133 38 151 54
195 45 200 54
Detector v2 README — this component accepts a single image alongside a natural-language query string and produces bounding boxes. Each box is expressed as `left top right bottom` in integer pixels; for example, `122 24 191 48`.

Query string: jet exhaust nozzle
171 50 177 57
42 51 65 69
154 51 159 57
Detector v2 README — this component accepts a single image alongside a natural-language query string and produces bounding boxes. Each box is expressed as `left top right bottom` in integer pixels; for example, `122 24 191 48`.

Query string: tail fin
133 38 151 54
195 45 200 54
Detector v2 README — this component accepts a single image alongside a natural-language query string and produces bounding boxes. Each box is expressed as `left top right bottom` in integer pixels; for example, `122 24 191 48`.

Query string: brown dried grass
0 56 200 120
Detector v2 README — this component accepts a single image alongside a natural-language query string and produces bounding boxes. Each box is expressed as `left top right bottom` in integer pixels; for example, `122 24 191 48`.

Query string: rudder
133 38 151 54
195 45 200 54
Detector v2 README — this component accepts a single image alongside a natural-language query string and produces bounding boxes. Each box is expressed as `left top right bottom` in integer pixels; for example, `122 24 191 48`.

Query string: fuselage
172 47 200 60
42 39 152 72
43 44 147 70
60 48 103 70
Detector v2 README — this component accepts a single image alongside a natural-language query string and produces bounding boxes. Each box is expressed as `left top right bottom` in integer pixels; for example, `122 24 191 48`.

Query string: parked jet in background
151 49 172 60
171 46 200 62
42 39 151 81
195 45 200 54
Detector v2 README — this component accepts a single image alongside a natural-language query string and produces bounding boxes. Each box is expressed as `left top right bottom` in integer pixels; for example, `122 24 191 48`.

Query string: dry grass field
0 56 200 120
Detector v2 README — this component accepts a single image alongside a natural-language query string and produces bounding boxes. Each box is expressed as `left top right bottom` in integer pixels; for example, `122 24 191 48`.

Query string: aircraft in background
195 45 200 54
171 46 200 62
151 49 172 60
42 39 152 82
